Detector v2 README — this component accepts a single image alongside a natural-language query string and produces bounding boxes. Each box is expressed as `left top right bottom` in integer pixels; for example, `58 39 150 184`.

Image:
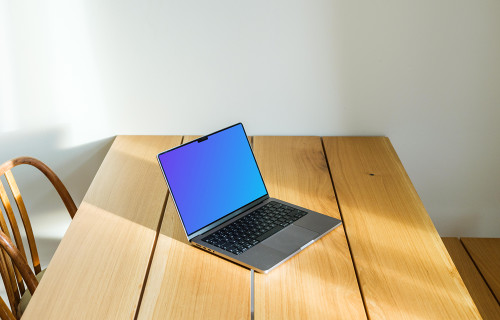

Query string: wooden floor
442 237 500 320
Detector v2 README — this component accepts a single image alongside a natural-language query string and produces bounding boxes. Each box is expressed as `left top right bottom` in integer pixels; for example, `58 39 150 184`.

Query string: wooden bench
442 237 500 320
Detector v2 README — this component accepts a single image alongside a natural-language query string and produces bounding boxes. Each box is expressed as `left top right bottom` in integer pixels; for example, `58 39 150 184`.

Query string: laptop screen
158 123 268 236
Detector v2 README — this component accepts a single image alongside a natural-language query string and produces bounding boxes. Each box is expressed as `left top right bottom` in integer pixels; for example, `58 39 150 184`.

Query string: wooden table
24 136 481 319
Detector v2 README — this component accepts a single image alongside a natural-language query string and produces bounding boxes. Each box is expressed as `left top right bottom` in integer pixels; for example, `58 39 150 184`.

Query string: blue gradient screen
158 124 267 236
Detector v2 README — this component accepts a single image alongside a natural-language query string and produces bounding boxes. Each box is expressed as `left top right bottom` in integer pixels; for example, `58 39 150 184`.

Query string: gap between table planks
252 136 366 320
136 136 250 320
138 135 367 319
442 237 500 320
461 238 500 303
323 137 481 319
23 135 183 319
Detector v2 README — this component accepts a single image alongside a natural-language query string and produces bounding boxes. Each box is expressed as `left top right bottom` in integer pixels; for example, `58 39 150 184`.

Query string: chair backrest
0 230 38 320
0 157 76 318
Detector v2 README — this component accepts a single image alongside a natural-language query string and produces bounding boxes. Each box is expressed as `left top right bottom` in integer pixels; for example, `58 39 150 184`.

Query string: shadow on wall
0 127 114 235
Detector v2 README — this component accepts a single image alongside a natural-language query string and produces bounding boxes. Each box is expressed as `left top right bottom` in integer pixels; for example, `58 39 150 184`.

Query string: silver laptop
157 123 341 273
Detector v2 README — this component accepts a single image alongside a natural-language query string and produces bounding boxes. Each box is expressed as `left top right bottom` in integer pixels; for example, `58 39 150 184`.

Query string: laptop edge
157 123 342 273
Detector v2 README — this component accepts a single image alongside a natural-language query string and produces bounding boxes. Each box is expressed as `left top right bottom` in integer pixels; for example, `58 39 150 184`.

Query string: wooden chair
0 157 77 319
0 231 38 320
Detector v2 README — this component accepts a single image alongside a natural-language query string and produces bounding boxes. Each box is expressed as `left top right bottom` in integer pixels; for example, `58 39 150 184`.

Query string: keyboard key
201 201 309 255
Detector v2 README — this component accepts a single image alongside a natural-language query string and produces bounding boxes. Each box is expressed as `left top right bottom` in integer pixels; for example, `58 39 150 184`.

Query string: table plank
323 137 481 319
137 234 250 319
461 238 500 302
252 136 366 320
24 135 182 319
137 135 250 320
83 135 180 229
443 237 500 320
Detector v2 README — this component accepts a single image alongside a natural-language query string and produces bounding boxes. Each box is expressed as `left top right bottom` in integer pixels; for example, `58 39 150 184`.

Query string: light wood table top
461 238 500 302
25 136 481 319
137 136 251 320
23 135 182 319
252 136 365 319
323 137 480 319
443 237 500 319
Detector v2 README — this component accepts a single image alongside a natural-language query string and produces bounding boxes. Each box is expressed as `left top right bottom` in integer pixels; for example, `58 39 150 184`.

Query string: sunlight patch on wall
46 0 110 148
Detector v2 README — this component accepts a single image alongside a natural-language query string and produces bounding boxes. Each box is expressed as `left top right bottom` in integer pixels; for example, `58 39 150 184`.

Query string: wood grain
323 137 481 319
443 237 500 320
0 157 77 219
4 170 41 274
0 229 38 295
252 136 366 320
0 296 15 320
0 156 78 316
137 234 250 320
23 135 182 319
461 238 500 302
82 136 181 230
138 135 250 319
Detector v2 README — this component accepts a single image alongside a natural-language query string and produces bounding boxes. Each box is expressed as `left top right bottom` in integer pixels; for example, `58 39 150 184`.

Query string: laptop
157 123 342 273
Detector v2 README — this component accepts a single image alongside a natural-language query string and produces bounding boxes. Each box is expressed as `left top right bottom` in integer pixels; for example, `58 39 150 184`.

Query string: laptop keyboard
201 201 308 255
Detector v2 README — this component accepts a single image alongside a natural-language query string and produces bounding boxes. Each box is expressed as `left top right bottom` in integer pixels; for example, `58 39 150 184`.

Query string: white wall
1 0 499 242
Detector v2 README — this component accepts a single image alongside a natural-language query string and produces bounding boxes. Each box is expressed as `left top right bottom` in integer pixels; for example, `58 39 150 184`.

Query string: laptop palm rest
261 224 319 255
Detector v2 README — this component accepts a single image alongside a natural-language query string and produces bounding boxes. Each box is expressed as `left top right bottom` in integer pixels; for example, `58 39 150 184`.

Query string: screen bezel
157 123 269 241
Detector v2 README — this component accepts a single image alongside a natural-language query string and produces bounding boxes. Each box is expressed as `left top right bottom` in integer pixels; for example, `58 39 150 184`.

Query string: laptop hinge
187 194 269 241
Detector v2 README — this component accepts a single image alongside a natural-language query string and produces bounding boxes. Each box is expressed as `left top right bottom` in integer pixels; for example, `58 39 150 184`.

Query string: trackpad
261 224 319 255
